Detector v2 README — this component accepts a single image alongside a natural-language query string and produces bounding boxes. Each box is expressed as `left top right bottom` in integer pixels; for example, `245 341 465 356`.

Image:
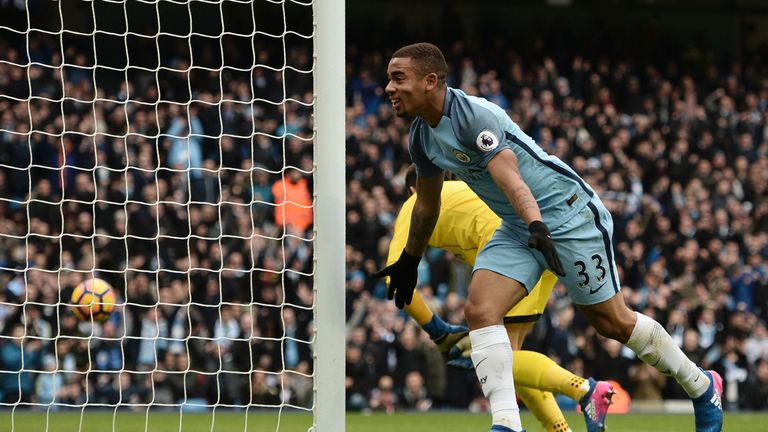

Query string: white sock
625 312 710 398
470 325 522 431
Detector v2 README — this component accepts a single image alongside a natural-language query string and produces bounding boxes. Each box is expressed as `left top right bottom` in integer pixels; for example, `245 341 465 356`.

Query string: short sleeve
408 119 443 178
452 97 510 168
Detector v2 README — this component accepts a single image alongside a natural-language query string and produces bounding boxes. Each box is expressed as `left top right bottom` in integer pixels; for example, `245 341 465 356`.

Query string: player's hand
372 250 421 309
528 220 566 276
446 335 474 370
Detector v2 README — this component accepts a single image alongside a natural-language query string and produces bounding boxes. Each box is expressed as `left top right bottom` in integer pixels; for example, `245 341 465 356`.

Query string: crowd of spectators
0 20 315 409
344 39 768 413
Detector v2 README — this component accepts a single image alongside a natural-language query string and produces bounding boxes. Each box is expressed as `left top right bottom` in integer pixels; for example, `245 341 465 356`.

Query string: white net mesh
0 0 316 430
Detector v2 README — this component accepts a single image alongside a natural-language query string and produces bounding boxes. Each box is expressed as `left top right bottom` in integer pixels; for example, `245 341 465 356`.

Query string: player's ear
424 72 438 91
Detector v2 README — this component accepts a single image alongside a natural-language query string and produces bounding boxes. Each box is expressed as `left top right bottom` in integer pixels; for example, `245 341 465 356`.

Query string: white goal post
313 0 346 431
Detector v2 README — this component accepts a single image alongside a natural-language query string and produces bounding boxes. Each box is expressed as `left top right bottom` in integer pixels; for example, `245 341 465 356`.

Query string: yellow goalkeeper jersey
386 181 500 267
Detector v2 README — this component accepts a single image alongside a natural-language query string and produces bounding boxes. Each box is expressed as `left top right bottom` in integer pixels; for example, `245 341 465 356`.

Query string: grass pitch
1 411 765 431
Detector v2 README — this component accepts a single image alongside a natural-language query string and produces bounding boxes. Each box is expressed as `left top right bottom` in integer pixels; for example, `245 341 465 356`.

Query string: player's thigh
474 224 544 293
504 270 558 323
466 269 528 328
504 322 535 350
548 200 621 305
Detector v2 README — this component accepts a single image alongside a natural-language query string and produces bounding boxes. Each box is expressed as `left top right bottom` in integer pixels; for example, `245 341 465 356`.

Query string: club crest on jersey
453 150 471 163
476 130 499 152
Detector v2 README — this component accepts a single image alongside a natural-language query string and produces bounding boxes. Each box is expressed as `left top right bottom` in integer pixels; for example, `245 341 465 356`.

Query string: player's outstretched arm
379 178 468 350
374 172 444 308
486 150 565 276
404 173 444 256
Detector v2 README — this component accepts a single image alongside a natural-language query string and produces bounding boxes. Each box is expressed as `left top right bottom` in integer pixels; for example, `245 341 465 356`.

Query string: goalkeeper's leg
512 350 590 402
512 323 615 432
516 386 571 432
404 289 434 326
450 346 594 403
506 323 590 401
509 323 614 432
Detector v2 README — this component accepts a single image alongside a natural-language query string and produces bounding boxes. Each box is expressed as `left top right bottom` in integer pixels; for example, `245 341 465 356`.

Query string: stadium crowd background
342 3 768 414
0 0 765 416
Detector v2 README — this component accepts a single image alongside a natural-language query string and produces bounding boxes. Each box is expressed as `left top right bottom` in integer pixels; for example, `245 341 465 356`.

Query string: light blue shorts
474 196 621 305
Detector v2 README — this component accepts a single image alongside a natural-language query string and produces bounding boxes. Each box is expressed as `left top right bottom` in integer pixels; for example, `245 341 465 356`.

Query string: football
70 278 117 322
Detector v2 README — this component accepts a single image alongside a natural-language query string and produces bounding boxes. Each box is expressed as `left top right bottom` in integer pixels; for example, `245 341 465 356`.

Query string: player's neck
421 88 447 127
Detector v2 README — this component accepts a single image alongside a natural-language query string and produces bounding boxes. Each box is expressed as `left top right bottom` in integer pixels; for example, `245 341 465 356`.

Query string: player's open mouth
391 99 401 110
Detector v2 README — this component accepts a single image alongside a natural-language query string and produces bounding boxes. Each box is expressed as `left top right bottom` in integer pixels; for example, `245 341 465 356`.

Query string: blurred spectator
745 322 768 364
629 363 667 401
400 371 432 411
369 375 397 414
345 343 371 411
272 169 313 233
251 371 280 406
34 355 63 407
0 324 43 403
739 358 768 411
285 361 313 408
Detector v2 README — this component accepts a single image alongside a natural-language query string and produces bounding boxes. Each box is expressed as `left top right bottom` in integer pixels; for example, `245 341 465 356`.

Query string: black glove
372 250 421 309
528 221 566 277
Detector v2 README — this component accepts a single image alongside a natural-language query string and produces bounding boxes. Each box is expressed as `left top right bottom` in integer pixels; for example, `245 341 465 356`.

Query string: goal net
0 1 343 431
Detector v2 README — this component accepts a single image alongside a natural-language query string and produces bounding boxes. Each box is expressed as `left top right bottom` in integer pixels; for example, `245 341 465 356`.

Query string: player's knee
464 298 499 329
582 296 637 343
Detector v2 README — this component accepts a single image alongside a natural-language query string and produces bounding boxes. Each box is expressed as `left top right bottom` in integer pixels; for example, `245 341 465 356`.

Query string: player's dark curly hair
392 42 448 83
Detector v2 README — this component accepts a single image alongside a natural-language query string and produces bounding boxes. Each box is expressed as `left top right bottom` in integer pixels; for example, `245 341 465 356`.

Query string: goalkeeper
382 166 613 432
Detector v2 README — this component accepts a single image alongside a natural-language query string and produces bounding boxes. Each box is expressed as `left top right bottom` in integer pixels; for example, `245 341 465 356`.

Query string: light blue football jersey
409 87 596 231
